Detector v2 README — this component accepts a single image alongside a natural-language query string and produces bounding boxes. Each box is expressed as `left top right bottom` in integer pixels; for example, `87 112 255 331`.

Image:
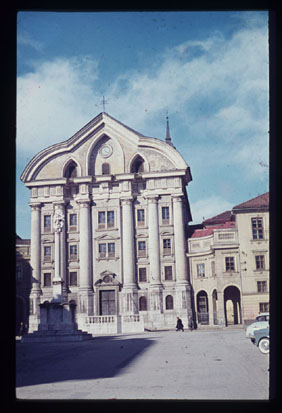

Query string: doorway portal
224 286 241 325
196 290 209 325
99 290 116 315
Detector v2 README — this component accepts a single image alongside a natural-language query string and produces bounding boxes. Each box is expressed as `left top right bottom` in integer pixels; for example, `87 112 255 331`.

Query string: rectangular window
255 255 265 270
162 207 170 224
99 243 107 258
69 271 78 286
259 302 269 312
69 245 77 260
197 263 205 278
163 239 171 255
138 241 146 257
44 246 51 262
69 213 77 231
44 215 51 232
164 266 173 281
44 272 52 287
98 211 115 229
98 211 106 229
108 243 115 257
252 218 264 240
107 211 115 228
139 267 147 282
257 281 267 293
225 256 235 272
137 209 145 226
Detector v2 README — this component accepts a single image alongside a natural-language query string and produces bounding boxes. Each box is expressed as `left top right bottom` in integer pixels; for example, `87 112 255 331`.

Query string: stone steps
21 329 93 343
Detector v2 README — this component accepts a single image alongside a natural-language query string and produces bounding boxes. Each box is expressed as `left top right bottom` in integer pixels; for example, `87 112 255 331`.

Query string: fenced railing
122 315 140 323
85 316 116 324
83 314 144 334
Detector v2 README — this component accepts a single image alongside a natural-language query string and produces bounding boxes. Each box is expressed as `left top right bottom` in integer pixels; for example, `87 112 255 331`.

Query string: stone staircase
21 328 93 343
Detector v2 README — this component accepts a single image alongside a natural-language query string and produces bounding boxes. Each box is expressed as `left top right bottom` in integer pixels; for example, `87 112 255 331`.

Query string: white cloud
17 57 100 155
17 20 269 188
18 31 43 51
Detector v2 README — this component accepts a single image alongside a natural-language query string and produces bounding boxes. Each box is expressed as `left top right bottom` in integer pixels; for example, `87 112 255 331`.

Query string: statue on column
53 211 65 233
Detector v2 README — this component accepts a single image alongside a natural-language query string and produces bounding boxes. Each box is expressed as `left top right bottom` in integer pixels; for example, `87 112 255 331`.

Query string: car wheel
258 338 269 354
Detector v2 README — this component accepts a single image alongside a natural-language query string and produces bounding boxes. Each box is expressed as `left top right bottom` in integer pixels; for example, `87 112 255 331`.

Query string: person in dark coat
176 317 184 332
188 317 194 331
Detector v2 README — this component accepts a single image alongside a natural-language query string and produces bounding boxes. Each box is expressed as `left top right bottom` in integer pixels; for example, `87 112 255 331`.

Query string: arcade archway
224 286 242 325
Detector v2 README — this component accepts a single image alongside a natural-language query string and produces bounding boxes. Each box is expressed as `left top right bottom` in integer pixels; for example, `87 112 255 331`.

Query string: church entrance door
100 290 116 315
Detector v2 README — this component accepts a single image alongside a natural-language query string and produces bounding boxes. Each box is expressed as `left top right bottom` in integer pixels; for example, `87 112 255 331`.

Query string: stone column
29 202 42 332
121 197 138 314
217 291 226 327
173 195 190 321
78 200 93 316
147 196 163 313
52 204 65 302
207 292 214 326
148 196 161 285
173 196 188 284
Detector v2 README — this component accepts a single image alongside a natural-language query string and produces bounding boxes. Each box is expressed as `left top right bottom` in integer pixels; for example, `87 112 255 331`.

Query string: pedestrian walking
176 317 184 332
188 317 194 331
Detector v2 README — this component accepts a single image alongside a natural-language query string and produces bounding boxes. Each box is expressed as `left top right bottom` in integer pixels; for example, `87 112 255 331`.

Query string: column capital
120 197 133 205
76 198 91 208
53 200 66 209
172 195 183 203
146 195 159 204
29 202 41 211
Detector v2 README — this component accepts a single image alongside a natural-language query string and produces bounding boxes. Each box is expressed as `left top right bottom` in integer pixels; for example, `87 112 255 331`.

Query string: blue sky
17 11 269 238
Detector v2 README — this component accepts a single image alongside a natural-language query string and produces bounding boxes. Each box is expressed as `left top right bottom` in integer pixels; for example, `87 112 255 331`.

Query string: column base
78 289 94 316
175 284 192 317
149 285 163 313
121 287 138 314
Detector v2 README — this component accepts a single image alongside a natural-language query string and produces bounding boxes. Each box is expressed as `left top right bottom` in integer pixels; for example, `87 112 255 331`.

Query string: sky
16 11 269 239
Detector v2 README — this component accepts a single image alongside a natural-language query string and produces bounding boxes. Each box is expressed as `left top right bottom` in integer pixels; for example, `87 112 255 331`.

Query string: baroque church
20 112 194 335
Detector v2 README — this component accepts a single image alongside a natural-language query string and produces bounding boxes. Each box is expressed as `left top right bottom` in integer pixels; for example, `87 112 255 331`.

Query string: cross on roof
100 96 109 112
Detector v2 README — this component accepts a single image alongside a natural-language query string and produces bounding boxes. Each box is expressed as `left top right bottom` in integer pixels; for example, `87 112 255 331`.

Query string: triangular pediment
95 234 119 241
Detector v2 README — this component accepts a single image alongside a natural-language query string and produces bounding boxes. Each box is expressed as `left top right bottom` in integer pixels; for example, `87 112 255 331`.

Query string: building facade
233 193 269 324
20 112 193 334
16 235 31 335
187 193 269 327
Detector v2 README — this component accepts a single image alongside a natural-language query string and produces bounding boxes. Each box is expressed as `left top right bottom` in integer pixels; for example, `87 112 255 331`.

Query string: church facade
20 112 193 334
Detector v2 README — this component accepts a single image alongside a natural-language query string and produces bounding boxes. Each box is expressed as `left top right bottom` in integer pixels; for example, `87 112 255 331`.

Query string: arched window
64 161 78 178
131 156 145 173
165 295 174 310
139 296 147 311
102 163 110 175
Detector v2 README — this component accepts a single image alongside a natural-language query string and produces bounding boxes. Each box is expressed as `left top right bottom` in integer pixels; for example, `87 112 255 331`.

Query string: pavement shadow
16 335 155 388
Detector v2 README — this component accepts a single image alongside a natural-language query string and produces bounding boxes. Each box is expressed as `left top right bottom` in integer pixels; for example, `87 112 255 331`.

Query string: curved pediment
21 112 191 184
94 271 121 287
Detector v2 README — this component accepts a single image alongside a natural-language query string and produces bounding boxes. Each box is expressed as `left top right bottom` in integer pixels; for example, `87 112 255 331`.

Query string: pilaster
77 199 93 315
172 195 188 285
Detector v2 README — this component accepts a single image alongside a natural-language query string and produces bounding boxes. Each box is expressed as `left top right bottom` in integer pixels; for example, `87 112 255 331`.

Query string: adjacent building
16 235 31 335
20 112 193 334
188 193 269 327
233 193 269 324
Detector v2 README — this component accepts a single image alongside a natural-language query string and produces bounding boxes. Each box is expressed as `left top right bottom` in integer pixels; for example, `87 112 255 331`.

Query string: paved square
16 328 269 400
